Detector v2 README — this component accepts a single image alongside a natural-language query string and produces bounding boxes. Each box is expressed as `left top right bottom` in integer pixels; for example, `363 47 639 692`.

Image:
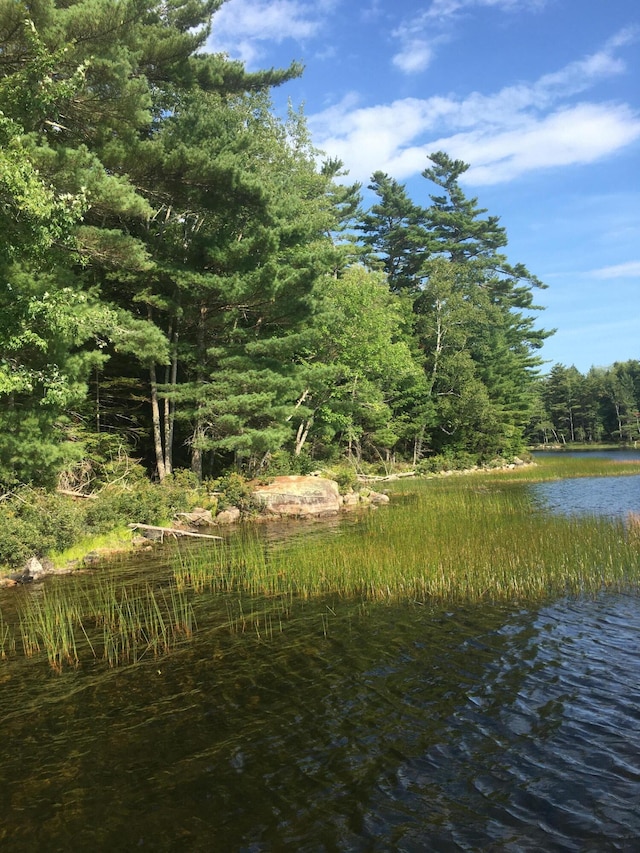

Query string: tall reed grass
173 460 640 606
17 579 195 672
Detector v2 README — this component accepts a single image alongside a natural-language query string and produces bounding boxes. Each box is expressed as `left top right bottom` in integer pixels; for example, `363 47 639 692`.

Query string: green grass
16 578 195 671
4 455 640 670
48 525 134 569
172 456 640 605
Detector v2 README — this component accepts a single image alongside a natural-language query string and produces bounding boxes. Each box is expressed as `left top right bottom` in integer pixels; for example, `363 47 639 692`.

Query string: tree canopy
0 1 567 490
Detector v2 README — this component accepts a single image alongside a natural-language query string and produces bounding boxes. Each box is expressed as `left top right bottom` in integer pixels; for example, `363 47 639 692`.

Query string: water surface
2 464 640 850
1 586 640 851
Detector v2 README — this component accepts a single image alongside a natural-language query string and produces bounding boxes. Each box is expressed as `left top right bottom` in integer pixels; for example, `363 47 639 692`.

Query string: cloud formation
207 0 337 66
391 0 547 73
591 260 640 279
309 30 640 185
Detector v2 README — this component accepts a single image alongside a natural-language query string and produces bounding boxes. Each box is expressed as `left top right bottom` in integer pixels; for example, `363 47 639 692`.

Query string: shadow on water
1 585 640 850
2 465 640 850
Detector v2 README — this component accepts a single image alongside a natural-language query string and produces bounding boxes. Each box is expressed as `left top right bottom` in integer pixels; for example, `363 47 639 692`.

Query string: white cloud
207 0 337 65
590 260 640 279
308 31 640 185
423 0 546 20
391 0 547 75
392 40 435 74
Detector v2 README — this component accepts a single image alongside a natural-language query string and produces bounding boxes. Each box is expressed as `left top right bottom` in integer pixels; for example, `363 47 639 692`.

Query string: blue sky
206 0 640 374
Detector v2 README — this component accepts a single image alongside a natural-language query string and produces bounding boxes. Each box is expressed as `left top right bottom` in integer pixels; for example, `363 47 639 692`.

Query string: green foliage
416 451 479 474
325 464 359 494
0 489 86 566
259 450 316 477
528 360 640 446
214 472 258 513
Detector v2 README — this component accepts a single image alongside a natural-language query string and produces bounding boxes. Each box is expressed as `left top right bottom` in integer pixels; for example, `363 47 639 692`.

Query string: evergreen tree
419 152 550 456
359 171 429 293
0 0 303 485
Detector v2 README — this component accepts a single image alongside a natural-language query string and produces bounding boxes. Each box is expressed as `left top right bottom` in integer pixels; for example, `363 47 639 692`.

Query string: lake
1 463 640 851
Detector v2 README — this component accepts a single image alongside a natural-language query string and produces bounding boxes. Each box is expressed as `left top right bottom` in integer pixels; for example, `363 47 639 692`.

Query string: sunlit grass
16 579 195 672
5 455 640 670
48 526 134 569
173 456 640 606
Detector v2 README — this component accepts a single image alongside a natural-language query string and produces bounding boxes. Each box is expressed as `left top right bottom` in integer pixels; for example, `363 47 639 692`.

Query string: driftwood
57 489 99 499
128 523 223 541
357 471 416 482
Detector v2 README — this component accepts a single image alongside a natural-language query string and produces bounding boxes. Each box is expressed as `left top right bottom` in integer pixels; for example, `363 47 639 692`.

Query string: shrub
325 464 358 494
416 451 479 475
214 472 258 514
259 450 315 477
0 489 86 567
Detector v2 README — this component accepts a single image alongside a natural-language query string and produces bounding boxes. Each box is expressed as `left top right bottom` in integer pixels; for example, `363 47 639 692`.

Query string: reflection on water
531 474 640 520
1 588 640 850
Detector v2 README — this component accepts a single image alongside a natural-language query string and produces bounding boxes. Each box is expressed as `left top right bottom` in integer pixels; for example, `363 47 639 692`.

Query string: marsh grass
7 456 640 669
173 457 640 608
17 579 195 671
0 607 15 658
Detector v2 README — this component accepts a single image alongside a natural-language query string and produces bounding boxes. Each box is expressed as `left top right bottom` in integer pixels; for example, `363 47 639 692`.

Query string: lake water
2 463 640 850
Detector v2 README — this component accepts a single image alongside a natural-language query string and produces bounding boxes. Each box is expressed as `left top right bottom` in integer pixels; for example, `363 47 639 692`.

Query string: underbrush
0 470 216 570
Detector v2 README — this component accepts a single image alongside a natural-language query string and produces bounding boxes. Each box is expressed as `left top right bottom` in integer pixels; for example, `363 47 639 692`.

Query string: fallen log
128 523 223 541
57 488 99 499
357 471 416 482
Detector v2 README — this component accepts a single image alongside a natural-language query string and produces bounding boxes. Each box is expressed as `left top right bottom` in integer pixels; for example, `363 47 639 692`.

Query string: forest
528 361 640 446
0 0 634 498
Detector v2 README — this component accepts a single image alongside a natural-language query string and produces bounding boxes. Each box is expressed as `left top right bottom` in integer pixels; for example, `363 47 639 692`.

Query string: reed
0 607 15 658
16 578 195 671
172 458 640 607
19 587 81 672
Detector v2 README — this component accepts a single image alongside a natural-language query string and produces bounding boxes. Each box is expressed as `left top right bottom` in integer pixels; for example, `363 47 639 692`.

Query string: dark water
2 465 640 851
1 590 640 851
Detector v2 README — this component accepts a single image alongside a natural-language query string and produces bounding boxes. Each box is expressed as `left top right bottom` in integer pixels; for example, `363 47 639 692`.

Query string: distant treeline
527 361 640 445
1 1 553 489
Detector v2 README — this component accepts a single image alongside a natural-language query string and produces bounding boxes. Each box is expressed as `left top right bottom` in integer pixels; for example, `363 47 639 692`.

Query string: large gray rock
253 476 341 517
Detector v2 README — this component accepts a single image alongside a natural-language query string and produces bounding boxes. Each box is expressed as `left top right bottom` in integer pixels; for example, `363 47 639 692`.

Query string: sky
206 0 640 374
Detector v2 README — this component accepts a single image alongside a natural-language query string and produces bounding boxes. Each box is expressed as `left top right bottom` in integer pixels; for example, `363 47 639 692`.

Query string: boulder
214 506 241 525
253 476 341 517
24 556 46 579
369 490 390 505
177 508 214 526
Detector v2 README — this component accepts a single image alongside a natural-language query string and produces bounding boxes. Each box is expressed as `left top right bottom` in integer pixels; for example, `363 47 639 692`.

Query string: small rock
369 491 390 505
342 492 360 507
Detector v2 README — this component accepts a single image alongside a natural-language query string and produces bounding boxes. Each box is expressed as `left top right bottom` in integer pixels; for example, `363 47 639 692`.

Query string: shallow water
531 473 640 520
1 589 640 851
2 464 640 850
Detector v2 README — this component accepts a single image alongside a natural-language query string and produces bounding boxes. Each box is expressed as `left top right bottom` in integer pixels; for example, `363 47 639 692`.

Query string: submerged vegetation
17 578 195 672
1 457 639 672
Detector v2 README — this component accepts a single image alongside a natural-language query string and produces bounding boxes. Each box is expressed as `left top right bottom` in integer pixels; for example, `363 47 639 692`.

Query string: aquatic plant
17 579 195 671
172 457 640 607
0 607 15 658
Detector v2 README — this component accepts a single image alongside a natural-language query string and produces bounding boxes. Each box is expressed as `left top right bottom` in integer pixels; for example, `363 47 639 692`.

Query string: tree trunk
162 322 179 476
190 304 207 483
295 418 312 455
149 362 167 481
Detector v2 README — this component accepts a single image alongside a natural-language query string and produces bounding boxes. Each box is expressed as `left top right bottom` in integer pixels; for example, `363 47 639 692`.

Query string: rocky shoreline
1 461 532 587
0 475 391 587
